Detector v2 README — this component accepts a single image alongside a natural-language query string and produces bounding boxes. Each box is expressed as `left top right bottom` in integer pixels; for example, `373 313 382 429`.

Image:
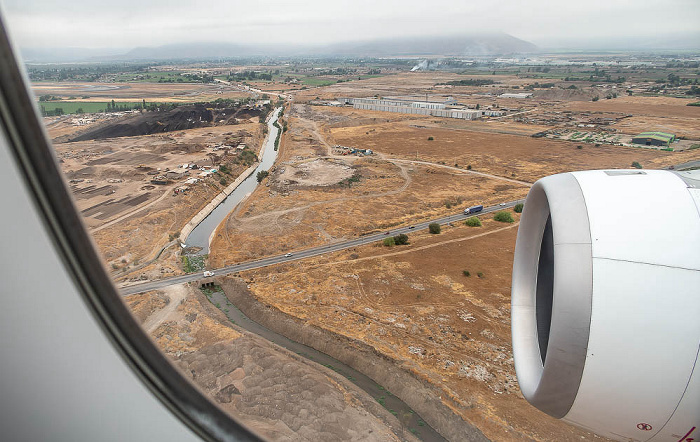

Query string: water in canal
206 289 444 441
185 107 283 254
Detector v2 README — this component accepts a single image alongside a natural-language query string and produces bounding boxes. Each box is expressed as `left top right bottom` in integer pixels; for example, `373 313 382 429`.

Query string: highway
119 199 524 295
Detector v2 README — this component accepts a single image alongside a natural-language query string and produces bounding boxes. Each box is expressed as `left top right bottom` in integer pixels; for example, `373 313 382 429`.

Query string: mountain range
20 33 539 63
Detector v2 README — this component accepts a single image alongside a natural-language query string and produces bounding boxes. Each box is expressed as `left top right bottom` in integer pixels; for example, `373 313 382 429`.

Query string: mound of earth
69 105 261 141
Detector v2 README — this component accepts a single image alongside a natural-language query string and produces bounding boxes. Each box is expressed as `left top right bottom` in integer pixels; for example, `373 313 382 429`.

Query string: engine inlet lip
511 173 593 418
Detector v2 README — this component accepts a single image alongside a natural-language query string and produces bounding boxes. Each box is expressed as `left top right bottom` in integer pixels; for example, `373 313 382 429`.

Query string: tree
494 211 514 223
383 237 395 247
592 96 600 102
465 216 481 227
463 270 470 277
514 203 524 213
256 170 269 182
428 223 441 234
427 136 434 141
393 234 409 245
632 161 643 169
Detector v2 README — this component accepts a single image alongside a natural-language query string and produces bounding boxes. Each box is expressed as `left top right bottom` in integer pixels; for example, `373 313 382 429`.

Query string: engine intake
511 170 700 441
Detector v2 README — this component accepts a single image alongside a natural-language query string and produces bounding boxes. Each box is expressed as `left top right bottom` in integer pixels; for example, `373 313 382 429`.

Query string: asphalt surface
119 199 525 295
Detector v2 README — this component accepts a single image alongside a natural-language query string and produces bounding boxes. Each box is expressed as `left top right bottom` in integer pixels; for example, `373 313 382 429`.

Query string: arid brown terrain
38 61 699 441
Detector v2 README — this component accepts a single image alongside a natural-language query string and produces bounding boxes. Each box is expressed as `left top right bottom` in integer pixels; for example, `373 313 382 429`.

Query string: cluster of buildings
337 97 502 120
333 145 373 156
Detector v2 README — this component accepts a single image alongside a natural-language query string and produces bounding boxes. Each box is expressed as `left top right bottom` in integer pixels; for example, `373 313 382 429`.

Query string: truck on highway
464 205 483 215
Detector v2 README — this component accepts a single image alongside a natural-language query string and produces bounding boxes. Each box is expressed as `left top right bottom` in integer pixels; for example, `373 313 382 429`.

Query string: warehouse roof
633 132 676 143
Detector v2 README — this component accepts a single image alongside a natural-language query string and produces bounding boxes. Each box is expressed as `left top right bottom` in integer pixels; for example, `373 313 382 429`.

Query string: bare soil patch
124 284 410 441
278 158 355 187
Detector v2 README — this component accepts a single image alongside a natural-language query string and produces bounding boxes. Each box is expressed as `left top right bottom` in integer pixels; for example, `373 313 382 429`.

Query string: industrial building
631 132 676 147
339 97 494 120
499 93 533 99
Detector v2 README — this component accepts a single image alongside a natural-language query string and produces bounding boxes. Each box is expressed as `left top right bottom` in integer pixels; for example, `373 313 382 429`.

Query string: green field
38 101 144 114
111 71 183 83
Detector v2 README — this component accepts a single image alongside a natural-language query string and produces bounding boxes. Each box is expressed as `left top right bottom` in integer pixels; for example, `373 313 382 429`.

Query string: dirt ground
209 154 528 267
124 284 411 441
328 113 696 181
49 108 263 277
238 212 608 441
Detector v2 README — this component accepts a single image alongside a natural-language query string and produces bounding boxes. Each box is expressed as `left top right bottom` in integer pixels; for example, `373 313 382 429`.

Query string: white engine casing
511 169 700 441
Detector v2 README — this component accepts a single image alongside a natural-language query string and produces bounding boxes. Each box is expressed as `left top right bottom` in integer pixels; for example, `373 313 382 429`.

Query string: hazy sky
2 0 699 49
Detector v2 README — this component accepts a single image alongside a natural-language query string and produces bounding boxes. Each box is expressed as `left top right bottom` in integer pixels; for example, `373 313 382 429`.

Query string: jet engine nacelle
511 170 700 441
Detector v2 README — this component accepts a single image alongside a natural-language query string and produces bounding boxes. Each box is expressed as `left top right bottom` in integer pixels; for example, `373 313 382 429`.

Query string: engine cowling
511 170 700 441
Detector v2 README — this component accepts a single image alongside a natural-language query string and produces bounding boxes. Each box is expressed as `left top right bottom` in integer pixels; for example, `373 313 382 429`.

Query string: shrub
477 272 484 278
465 217 482 227
427 136 434 141
577 145 582 149
428 223 441 234
631 161 643 169
256 170 269 182
393 233 409 245
494 211 514 223
383 237 395 247
463 270 470 277
467 165 472 170
514 203 524 213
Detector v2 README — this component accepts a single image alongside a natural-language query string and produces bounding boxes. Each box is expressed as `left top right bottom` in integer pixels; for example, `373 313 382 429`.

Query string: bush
494 211 514 223
383 237 395 247
427 136 434 141
256 170 269 182
465 217 482 227
477 272 484 278
467 165 472 170
514 203 524 213
631 161 643 169
428 223 441 234
463 270 470 277
393 233 409 245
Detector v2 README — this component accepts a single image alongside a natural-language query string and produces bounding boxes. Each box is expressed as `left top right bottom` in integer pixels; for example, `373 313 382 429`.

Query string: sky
2 0 699 50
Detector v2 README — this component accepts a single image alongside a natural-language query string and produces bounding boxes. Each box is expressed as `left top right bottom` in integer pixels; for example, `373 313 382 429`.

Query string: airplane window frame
0 15 262 442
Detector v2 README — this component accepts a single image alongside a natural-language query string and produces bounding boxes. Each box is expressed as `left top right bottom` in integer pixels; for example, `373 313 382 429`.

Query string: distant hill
322 33 539 57
20 33 538 63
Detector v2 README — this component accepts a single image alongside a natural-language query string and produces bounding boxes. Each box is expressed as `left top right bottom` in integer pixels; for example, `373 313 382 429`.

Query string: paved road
119 200 524 295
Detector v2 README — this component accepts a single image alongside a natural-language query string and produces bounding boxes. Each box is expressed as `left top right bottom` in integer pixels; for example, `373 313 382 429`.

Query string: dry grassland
327 111 697 180
239 214 603 441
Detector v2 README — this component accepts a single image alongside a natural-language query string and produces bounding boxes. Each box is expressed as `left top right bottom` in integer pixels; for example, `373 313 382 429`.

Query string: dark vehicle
464 205 484 215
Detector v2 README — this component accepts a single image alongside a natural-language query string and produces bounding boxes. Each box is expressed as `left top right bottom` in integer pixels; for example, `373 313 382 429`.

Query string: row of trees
382 205 523 246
